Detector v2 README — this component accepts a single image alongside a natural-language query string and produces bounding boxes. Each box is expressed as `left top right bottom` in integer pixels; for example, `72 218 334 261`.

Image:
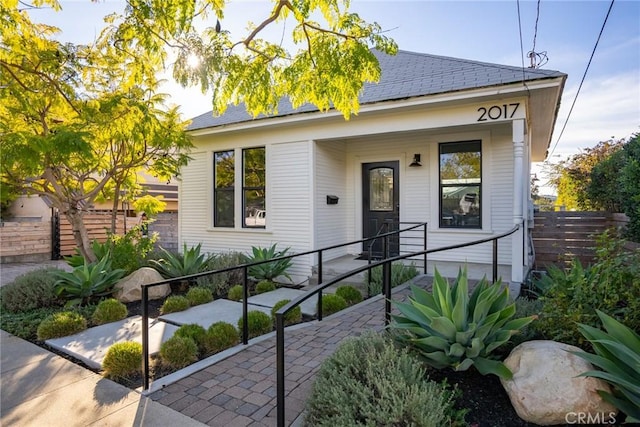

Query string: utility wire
548 0 615 158
530 0 541 67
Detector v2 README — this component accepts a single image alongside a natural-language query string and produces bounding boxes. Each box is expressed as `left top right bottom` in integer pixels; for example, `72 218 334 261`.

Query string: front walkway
148 277 428 426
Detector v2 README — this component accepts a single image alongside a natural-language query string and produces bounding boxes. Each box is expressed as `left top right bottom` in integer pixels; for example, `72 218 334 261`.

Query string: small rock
500 340 617 426
113 267 170 303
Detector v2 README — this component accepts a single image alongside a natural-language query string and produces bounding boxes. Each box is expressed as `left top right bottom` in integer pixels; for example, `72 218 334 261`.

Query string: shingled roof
188 49 566 131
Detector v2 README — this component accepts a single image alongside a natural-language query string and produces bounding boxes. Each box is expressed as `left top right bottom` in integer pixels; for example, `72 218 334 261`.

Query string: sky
26 0 640 193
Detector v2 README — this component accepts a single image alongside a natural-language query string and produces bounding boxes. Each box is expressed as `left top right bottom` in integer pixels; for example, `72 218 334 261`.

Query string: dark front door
362 161 399 258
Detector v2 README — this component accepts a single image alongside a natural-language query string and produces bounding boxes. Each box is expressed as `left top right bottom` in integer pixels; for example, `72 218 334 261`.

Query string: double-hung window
213 150 235 227
242 147 266 228
439 140 482 228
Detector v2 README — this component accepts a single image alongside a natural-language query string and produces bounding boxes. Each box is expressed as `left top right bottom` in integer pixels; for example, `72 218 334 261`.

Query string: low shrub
237 311 272 339
500 297 544 355
186 287 213 306
0 268 63 313
37 311 87 340
319 294 347 317
535 230 640 349
102 341 142 379
204 321 239 355
255 280 277 294
92 299 128 325
271 299 301 326
160 296 190 314
195 251 245 298
335 285 363 306
175 324 207 353
160 335 198 368
305 331 462 426
1 305 95 341
367 262 419 295
227 285 244 301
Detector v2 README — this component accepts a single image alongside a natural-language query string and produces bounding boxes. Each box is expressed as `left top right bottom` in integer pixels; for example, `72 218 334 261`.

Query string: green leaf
430 317 457 341
474 357 513 380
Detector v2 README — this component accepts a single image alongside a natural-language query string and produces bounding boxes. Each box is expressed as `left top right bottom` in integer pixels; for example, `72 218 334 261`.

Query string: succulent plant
390 267 535 380
573 310 640 422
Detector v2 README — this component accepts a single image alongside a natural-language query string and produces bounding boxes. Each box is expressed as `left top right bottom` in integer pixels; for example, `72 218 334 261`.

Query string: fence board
59 212 126 256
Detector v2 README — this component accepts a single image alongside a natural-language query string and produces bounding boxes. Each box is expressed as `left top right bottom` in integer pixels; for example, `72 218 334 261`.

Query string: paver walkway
147 278 427 426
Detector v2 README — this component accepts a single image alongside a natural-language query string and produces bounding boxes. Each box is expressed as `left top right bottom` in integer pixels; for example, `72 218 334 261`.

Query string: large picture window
243 147 266 228
213 150 235 227
439 140 481 228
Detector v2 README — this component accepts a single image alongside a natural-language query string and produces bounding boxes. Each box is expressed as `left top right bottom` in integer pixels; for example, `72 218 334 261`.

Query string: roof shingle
188 49 565 131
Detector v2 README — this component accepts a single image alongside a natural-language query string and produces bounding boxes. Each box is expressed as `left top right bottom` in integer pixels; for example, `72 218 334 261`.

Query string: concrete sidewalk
0 330 206 427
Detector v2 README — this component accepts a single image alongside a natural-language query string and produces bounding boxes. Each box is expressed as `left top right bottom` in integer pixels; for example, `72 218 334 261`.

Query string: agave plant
390 267 535 380
150 243 215 278
573 310 640 422
53 256 126 306
64 239 111 268
244 244 292 282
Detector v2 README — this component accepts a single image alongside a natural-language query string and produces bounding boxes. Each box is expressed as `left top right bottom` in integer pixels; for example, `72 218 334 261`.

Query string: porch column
511 119 525 286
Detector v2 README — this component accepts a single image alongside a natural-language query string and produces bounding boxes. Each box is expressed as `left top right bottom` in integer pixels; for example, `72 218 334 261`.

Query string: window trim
242 147 266 229
438 140 482 229
213 150 235 228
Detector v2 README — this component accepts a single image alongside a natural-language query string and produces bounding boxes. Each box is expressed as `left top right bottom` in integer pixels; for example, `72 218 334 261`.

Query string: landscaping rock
114 267 170 302
500 340 617 426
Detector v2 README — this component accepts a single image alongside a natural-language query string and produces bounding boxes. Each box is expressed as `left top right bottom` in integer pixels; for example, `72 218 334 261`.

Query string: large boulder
501 340 617 425
113 267 170 303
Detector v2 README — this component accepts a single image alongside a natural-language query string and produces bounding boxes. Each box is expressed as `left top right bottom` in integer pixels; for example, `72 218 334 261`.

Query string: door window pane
369 167 394 212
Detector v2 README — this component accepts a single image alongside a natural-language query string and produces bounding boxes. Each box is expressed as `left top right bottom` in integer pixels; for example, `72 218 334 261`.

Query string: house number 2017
477 103 520 121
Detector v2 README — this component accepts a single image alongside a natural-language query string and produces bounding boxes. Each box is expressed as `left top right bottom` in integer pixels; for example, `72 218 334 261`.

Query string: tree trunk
66 209 97 262
110 181 121 234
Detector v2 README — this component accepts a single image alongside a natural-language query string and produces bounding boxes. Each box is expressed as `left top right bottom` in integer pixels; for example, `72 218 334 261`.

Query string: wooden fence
532 211 630 270
0 220 52 263
59 212 126 257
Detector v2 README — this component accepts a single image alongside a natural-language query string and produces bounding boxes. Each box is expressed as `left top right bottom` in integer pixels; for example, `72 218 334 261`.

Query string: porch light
409 154 422 167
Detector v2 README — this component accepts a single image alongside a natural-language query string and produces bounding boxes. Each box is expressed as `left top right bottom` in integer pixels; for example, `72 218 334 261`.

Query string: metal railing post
383 234 391 325
423 224 428 274
317 251 323 321
242 266 249 345
276 314 285 427
142 285 149 390
493 239 498 283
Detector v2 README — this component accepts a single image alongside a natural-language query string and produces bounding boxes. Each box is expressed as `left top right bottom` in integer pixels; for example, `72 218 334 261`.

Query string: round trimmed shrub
335 286 363 306
204 321 239 355
102 341 142 379
0 268 63 313
319 294 348 317
160 295 190 314
255 280 277 294
186 286 213 306
271 299 302 326
237 311 272 339
160 335 198 368
227 285 243 301
305 332 460 426
92 298 128 325
175 324 207 353
36 311 87 340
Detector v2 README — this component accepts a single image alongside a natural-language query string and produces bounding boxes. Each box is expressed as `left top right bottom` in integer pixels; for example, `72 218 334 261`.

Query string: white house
180 49 566 287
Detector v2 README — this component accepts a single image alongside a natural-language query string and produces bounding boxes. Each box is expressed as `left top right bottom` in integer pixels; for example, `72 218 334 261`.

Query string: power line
516 0 530 94
548 0 615 158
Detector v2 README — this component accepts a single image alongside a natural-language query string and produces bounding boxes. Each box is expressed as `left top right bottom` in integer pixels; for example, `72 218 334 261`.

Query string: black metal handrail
139 221 428 390
274 222 522 426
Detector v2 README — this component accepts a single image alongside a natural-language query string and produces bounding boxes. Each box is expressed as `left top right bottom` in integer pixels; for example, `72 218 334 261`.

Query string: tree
545 138 625 210
619 133 640 241
1 1 192 261
2 0 396 259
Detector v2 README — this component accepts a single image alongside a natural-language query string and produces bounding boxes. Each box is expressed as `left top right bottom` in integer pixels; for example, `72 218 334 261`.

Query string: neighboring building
180 49 566 286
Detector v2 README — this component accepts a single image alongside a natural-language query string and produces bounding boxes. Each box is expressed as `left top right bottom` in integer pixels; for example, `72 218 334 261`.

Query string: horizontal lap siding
179 144 314 282
315 141 348 260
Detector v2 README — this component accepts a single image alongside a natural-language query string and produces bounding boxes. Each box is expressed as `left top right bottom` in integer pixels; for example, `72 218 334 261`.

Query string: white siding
314 141 348 260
